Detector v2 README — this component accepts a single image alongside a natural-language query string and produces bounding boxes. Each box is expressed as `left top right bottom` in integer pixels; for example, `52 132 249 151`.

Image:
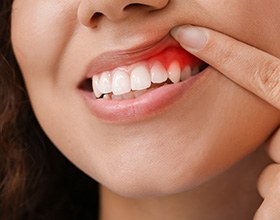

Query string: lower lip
80 68 208 123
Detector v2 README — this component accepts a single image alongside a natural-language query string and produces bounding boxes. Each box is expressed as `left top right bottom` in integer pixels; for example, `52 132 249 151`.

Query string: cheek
200 0 280 57
11 1 76 84
99 74 280 197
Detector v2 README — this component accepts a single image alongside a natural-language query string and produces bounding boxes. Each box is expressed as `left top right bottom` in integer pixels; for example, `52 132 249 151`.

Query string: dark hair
0 1 99 219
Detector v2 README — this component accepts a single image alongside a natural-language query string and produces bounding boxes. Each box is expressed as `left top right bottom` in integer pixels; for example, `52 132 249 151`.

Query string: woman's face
11 0 280 197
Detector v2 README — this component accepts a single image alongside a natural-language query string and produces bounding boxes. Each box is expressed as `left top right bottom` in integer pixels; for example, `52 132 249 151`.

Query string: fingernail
171 25 208 51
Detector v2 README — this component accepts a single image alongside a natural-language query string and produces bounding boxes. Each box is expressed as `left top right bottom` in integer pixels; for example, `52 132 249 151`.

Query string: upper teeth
92 60 200 98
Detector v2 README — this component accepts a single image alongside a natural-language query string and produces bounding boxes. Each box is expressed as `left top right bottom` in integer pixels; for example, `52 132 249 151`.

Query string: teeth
92 75 102 98
168 61 181 83
112 69 131 95
91 60 203 99
151 61 168 83
103 94 111 100
98 71 112 93
104 90 148 100
130 64 151 90
180 66 191 81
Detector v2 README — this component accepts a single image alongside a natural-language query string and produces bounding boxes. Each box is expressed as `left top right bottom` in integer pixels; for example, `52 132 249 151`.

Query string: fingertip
171 25 209 51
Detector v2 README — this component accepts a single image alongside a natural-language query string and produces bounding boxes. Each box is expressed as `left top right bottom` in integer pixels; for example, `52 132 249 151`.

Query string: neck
99 146 270 220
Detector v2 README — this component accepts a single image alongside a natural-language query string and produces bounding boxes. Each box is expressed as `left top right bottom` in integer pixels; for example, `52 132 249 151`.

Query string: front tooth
168 61 181 83
98 71 112 93
92 75 102 98
180 66 191 81
112 70 131 95
151 61 168 83
130 64 151 90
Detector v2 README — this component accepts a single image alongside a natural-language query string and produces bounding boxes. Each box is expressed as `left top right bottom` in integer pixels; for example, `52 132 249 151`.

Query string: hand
171 25 280 110
171 25 280 219
255 129 280 220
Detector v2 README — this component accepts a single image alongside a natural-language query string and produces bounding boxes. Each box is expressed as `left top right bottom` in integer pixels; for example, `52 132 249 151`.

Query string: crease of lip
84 33 181 79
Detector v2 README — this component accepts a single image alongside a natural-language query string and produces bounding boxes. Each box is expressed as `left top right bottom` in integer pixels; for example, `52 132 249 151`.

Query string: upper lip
84 33 180 79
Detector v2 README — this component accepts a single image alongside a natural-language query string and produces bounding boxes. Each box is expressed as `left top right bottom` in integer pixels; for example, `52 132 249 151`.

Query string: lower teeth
98 83 168 100
99 88 150 100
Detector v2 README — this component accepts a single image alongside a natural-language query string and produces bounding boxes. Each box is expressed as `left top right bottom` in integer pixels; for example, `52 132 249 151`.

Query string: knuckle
254 60 280 106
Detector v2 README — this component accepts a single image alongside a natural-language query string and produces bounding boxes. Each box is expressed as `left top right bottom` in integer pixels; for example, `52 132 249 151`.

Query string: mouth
79 34 209 122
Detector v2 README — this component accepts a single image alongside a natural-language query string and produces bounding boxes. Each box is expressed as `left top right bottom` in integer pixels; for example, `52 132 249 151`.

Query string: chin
86 137 245 198
98 160 221 199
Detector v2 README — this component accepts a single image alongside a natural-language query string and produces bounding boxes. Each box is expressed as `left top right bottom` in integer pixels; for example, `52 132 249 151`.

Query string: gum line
91 47 202 98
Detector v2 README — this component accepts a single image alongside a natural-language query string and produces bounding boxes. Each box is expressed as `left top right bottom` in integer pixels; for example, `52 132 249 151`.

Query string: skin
11 0 280 219
173 21 280 219
170 24 280 219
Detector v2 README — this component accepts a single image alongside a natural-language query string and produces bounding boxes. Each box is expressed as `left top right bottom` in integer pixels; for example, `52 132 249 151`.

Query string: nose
78 0 169 28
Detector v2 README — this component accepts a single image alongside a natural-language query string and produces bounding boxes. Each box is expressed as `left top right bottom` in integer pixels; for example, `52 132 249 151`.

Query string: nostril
90 12 103 25
92 12 103 19
123 3 151 11
78 0 170 28
91 12 103 20
124 1 170 12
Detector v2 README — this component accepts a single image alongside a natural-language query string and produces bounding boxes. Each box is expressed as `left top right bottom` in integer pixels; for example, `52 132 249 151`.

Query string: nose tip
78 0 170 28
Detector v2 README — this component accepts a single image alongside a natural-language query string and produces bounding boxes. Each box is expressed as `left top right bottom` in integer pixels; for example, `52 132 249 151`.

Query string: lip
80 67 208 123
84 33 179 78
79 32 208 123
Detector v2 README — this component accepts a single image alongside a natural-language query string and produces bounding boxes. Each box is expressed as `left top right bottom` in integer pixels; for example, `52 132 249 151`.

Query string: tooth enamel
112 70 131 95
98 71 112 93
92 75 102 98
180 66 191 81
103 94 111 100
130 64 151 90
168 61 181 83
151 61 168 83
191 66 199 75
92 58 201 100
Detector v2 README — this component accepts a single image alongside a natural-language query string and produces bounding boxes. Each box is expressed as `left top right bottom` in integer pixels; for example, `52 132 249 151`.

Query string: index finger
171 25 280 110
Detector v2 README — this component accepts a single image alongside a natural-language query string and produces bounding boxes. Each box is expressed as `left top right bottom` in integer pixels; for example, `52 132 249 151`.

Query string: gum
148 47 201 69
96 47 202 76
